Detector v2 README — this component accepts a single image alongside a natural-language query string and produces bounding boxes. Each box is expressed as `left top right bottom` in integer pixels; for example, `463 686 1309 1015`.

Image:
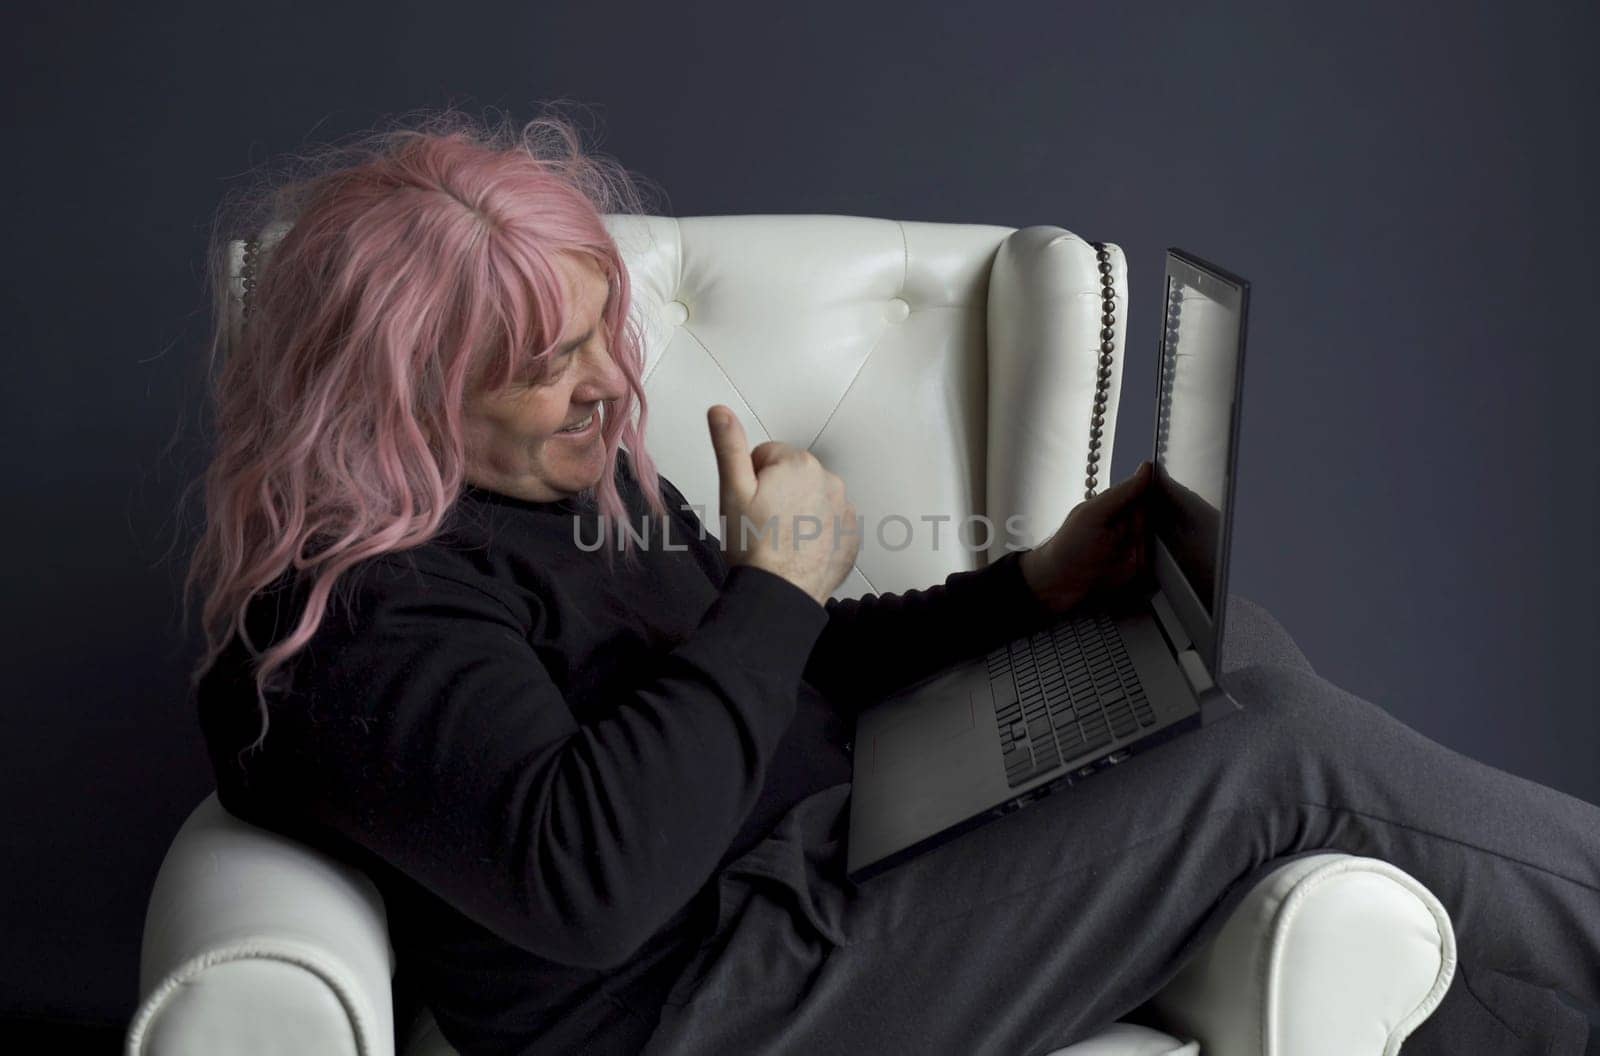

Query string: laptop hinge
1149 590 1220 703
1148 589 1192 653
1177 648 1216 698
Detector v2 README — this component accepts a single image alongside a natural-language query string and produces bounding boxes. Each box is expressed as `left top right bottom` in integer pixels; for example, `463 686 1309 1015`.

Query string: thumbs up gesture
706 404 861 606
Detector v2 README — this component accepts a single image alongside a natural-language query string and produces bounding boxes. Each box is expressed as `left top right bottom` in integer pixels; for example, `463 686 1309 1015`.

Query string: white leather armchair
130 214 1457 1055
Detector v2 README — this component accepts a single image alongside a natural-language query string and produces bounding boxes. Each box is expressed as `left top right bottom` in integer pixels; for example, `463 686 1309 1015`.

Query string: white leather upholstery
1047 1024 1200 1056
133 215 1457 1055
1147 854 1457 1056
129 794 393 1056
607 214 1125 595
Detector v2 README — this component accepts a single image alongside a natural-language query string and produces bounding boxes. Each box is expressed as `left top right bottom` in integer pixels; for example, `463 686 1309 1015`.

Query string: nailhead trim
1085 242 1116 500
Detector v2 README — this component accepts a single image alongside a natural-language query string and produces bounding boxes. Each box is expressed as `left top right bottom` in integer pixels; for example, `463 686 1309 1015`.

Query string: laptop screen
1149 249 1250 674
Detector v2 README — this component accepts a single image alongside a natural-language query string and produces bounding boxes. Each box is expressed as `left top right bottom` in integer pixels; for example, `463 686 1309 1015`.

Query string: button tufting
665 300 689 326
886 297 910 322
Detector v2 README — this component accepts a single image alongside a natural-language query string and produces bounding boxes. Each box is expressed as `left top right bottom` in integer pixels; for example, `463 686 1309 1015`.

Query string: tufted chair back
605 214 1127 593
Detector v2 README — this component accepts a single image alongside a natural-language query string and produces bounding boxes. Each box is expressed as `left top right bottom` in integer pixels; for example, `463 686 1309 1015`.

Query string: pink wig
181 105 671 762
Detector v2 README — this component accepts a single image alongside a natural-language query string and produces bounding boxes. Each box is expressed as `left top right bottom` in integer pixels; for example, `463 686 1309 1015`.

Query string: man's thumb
707 405 757 511
1108 460 1152 505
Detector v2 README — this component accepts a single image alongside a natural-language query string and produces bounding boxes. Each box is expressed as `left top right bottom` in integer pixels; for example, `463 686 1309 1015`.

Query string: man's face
463 254 626 502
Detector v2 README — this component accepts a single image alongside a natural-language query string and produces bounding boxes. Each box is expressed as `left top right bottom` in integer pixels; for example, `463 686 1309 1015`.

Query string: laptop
846 247 1252 884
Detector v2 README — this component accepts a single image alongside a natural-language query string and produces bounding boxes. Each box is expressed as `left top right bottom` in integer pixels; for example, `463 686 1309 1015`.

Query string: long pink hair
180 105 671 763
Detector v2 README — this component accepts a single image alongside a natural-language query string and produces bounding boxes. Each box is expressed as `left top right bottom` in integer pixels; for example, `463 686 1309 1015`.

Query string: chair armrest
126 792 396 1056
1146 853 1457 1056
986 226 1129 557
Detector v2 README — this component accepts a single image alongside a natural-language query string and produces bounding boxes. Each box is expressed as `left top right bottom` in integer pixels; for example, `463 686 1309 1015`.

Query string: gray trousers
638 595 1600 1056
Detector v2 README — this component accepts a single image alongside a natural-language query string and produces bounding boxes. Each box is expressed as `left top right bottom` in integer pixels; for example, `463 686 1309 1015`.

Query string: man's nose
572 343 628 401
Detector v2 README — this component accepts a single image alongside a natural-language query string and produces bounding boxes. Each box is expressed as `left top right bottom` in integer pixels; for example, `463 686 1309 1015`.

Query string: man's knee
1221 594 1317 677
1221 662 1380 765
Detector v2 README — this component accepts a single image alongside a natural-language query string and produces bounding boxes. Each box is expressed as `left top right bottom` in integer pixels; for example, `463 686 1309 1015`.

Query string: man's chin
550 449 613 505
561 474 604 507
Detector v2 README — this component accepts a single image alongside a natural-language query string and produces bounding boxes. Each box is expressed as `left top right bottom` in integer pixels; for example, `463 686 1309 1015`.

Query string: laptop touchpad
872 689 976 772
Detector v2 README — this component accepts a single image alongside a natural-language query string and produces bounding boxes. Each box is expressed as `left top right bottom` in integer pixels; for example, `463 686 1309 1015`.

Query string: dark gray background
5 0 1594 1038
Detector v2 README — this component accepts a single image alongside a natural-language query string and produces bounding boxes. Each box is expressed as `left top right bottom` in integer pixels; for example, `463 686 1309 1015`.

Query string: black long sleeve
655 475 1061 720
197 455 1064 1055
205 555 826 971
802 547 1060 717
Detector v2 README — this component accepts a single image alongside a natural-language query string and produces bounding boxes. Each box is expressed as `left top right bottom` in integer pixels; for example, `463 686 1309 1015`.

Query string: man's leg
643 598 1599 1056
1217 592 1318 677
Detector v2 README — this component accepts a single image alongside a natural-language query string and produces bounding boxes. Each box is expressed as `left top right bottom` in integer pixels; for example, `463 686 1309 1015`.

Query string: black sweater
196 449 1056 1054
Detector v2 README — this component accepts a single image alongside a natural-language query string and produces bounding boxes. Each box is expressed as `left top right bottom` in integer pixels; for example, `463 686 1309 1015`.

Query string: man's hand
707 405 860 606
1018 461 1154 616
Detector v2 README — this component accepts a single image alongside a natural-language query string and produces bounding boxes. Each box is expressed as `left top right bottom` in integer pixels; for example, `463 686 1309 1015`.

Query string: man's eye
514 361 555 387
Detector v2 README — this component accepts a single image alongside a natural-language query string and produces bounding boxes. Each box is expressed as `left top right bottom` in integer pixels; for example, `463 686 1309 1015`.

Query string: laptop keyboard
987 612 1155 788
